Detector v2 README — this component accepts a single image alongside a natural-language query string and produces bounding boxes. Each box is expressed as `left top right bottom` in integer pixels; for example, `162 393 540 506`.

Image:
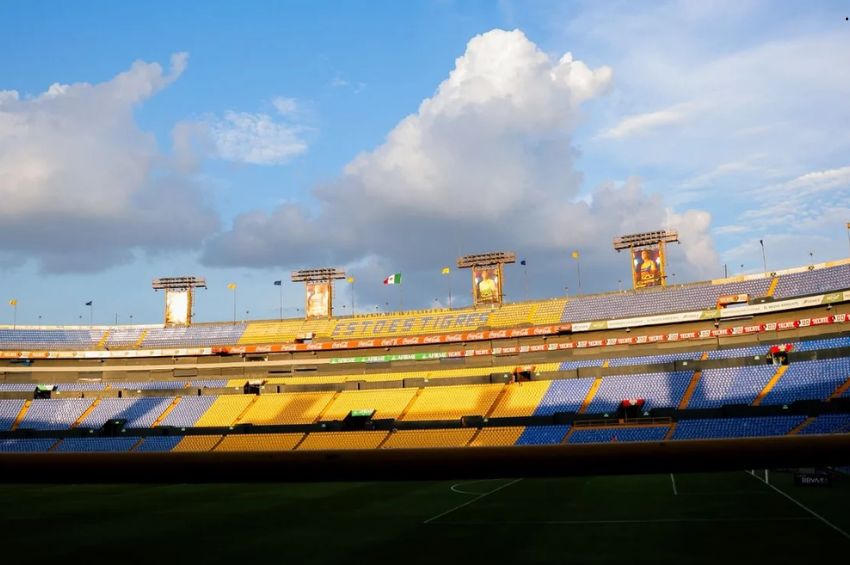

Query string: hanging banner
632 247 664 289
473 266 502 306
305 282 331 319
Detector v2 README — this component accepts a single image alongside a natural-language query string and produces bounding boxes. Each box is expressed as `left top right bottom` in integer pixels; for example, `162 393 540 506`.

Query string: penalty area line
423 478 522 525
746 471 850 541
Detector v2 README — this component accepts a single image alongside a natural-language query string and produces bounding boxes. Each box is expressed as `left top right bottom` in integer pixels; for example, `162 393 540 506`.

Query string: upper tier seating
239 393 335 425
158 397 216 428
0 328 102 350
533 379 595 416
140 324 247 348
560 278 771 322
400 384 503 421
688 365 777 408
773 263 850 298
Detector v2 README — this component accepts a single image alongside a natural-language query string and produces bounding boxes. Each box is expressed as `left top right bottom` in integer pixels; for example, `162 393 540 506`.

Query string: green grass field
1 470 848 564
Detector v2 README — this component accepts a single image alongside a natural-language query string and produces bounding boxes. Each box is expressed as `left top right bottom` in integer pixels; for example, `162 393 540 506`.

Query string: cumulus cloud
0 53 219 273
202 29 718 304
203 97 312 166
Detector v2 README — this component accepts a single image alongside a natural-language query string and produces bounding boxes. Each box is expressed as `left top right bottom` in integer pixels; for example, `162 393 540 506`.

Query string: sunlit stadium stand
78 397 173 429
799 414 850 434
141 324 247 348
400 383 503 421
533 379 595 415
773 263 850 298
587 371 692 413
194 396 253 427
239 393 335 425
171 435 221 452
0 328 102 350
688 365 778 408
320 388 417 421
469 426 525 446
488 381 552 418
560 278 771 322
19 398 93 430
158 397 216 427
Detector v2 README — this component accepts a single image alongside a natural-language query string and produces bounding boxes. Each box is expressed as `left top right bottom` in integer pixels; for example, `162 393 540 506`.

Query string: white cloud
206 108 310 166
272 97 297 116
597 103 694 140
203 29 718 301
0 53 219 273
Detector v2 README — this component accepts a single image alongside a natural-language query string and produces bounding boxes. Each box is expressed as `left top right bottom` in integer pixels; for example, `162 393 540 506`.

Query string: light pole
759 239 767 274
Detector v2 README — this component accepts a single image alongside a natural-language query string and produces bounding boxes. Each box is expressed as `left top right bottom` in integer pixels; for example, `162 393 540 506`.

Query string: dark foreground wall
1 435 848 483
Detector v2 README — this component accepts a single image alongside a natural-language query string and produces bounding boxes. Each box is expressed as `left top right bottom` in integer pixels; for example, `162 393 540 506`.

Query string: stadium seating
762 358 850 405
171 435 221 452
77 397 173 429
135 436 183 452
0 399 24 431
688 365 777 408
773 263 850 298
488 381 552 418
533 378 595 415
0 438 56 452
158 397 216 428
400 384 503 421
586 371 692 413
194 396 254 427
239 393 335 425
706 345 767 360
469 426 525 446
215 433 304 451
298 431 388 450
382 428 476 448
568 426 670 444
560 278 771 322
54 437 138 452
799 414 850 435
320 389 417 421
19 398 93 430
607 352 701 366
515 425 570 445
140 324 247 348
0 328 101 350
672 416 806 439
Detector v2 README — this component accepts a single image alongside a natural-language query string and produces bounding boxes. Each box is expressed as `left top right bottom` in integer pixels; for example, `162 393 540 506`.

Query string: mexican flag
383 273 402 285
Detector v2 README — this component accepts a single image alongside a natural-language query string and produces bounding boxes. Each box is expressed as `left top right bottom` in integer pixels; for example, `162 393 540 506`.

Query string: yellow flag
346 276 355 284
571 250 580 260
441 267 450 275
227 283 237 290
8 299 16 307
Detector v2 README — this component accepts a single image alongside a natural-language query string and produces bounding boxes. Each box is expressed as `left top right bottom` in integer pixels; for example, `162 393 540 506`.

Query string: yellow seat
382 428 476 448
194 396 253 427
172 435 221 452
297 431 388 450
469 426 525 446
320 388 417 421
215 433 304 451
240 393 335 425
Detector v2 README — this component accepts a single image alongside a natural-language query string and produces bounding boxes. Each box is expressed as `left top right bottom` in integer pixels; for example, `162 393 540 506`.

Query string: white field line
670 473 678 496
423 478 523 524
747 471 850 541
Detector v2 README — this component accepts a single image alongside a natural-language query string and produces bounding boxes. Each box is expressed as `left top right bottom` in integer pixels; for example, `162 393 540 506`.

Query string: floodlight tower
152 276 207 326
291 268 346 319
613 230 679 289
457 251 516 307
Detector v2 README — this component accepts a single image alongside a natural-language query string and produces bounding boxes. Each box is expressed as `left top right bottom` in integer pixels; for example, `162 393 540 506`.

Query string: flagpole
523 263 529 301
233 289 237 324
89 303 93 327
448 272 452 309
279 284 283 321
399 283 403 311
576 258 582 292
351 280 355 313
13 303 17 329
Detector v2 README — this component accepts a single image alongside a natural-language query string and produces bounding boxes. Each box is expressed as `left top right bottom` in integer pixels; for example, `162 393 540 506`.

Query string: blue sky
1 1 849 326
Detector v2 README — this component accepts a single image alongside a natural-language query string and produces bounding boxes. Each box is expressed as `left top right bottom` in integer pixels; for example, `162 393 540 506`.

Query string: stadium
2 240 849 561
4 5 850 562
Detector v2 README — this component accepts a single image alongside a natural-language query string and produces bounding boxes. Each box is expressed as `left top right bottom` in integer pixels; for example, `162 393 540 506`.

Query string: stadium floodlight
291 268 347 320
612 230 679 251
151 276 206 326
456 251 517 269
151 276 207 290
290 268 347 283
